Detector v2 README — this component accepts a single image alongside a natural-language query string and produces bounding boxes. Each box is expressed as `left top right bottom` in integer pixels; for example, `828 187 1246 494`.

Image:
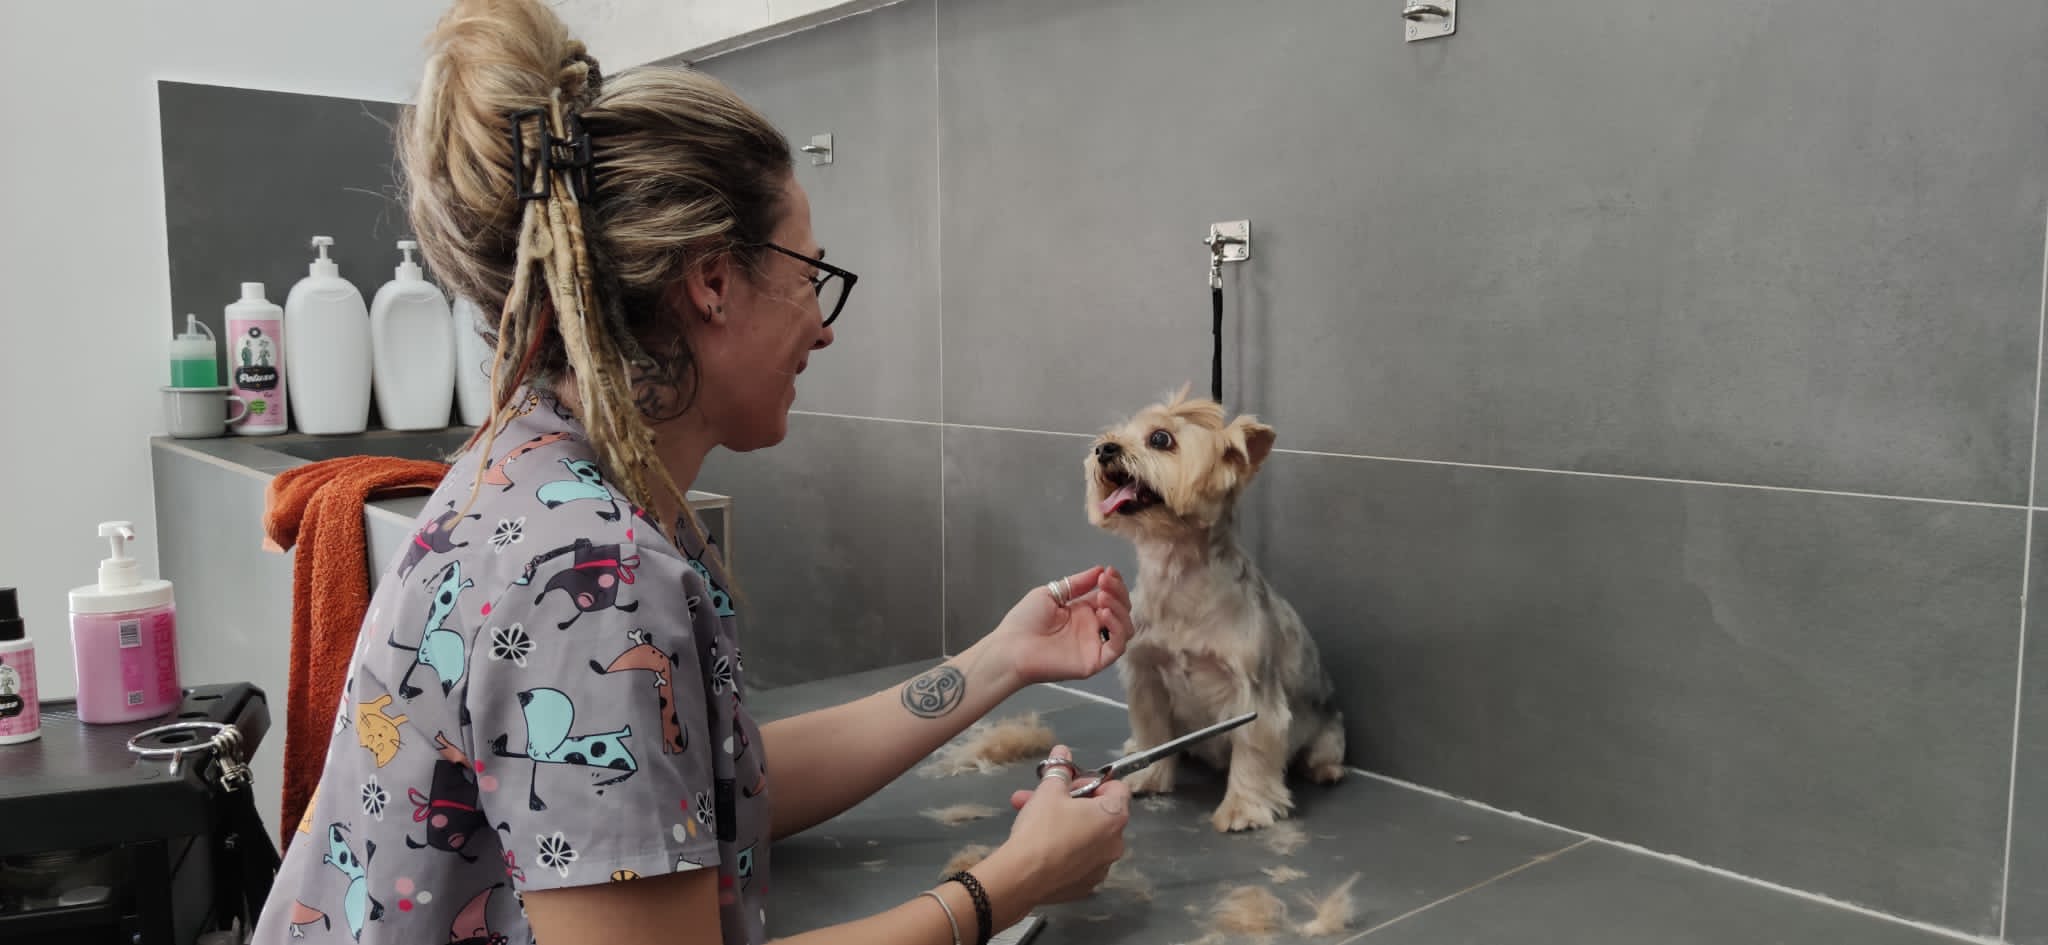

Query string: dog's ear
1225 416 1277 473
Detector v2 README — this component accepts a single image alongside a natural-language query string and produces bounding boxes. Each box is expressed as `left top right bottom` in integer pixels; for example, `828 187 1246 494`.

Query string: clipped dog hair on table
920 803 999 826
1260 821 1309 856
922 712 1056 777
1209 884 1288 937
1295 873 1362 937
1193 872 1362 941
1103 858 1154 902
1261 865 1307 884
939 843 994 879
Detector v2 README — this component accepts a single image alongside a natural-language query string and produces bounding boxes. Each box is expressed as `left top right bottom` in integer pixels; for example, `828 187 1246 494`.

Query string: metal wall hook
800 133 833 166
1404 0 1455 40
1204 221 1250 290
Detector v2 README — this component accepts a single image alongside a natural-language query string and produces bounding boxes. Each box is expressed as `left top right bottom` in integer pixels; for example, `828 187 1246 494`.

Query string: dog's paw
1124 764 1176 796
1309 763 1347 785
1210 794 1282 833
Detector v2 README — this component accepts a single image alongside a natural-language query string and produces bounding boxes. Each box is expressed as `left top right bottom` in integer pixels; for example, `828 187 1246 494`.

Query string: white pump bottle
370 240 456 431
451 296 495 428
283 236 374 434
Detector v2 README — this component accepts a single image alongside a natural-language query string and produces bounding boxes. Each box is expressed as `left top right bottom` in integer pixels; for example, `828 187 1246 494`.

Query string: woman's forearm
526 844 1050 945
760 638 1025 841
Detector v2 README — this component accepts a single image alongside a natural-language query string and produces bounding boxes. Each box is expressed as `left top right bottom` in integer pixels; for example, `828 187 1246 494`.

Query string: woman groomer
247 1 1133 943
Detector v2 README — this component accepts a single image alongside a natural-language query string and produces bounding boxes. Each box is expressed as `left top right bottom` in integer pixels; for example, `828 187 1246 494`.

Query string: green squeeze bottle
168 314 219 387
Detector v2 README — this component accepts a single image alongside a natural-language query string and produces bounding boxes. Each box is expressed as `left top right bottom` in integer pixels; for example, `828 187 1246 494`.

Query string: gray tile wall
2008 513 2048 945
687 0 946 685
697 0 2048 937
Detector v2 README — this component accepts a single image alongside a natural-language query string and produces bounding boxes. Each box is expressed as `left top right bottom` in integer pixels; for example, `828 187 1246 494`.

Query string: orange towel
263 455 451 851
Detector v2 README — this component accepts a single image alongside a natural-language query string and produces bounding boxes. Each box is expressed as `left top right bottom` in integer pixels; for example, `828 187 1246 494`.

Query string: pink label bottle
226 281 288 435
68 522 181 724
0 586 39 744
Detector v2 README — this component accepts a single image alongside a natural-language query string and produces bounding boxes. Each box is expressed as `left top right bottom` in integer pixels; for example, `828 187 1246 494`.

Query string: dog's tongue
1099 482 1140 517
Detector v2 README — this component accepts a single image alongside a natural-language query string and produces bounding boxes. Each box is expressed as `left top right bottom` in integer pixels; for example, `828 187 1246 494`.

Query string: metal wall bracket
1205 220 1250 289
1206 221 1250 264
801 133 833 166
1403 0 1454 42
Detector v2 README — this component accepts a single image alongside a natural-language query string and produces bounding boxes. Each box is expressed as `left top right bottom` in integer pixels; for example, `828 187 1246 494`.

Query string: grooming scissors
1063 711 1258 798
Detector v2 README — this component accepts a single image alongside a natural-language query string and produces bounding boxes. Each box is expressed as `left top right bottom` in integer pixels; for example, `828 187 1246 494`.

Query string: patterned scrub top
251 386 770 945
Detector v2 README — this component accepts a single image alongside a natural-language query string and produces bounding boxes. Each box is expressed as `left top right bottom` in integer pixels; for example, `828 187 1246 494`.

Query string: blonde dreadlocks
397 0 793 546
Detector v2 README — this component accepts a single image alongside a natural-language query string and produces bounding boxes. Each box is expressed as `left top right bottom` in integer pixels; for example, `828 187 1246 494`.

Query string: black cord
1211 282 1224 403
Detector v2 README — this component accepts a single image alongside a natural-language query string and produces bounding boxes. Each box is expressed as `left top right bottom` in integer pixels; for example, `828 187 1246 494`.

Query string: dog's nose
1095 442 1122 463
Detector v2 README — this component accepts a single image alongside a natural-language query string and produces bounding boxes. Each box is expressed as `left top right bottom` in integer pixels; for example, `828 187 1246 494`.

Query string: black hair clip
508 107 594 202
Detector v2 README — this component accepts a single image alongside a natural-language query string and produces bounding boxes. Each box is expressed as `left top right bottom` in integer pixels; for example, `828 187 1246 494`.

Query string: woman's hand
983 566 1133 687
974 745 1132 906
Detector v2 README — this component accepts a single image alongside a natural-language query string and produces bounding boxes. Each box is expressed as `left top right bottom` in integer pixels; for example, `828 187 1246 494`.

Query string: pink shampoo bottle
69 522 181 724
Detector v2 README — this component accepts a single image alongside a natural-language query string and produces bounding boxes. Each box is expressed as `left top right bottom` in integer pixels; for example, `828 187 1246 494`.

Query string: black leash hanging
1211 282 1224 403
1203 224 1245 405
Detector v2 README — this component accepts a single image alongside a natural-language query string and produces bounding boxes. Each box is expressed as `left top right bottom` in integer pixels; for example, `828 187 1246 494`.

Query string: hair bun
562 46 602 109
398 0 594 318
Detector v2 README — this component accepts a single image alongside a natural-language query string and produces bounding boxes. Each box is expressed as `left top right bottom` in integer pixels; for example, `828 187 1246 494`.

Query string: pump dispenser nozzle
396 239 423 281
97 522 139 590
309 235 339 278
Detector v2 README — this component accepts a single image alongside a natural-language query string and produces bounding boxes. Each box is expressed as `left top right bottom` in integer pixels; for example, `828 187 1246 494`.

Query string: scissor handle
1067 764 1120 798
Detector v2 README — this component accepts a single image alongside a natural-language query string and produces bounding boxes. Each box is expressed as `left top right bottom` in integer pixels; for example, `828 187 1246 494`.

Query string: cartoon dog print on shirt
480 432 573 492
390 561 474 700
490 687 638 812
447 883 508 945
286 900 330 938
406 734 503 863
323 824 384 941
516 539 640 630
687 557 734 618
590 629 687 754
536 458 623 522
297 783 320 837
356 694 408 768
736 843 757 892
397 503 481 580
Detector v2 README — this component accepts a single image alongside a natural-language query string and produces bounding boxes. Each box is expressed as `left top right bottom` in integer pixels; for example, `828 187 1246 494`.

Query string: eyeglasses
760 242 857 327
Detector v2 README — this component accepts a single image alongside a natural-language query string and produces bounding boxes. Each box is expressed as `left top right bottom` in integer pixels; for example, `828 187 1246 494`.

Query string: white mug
162 386 250 439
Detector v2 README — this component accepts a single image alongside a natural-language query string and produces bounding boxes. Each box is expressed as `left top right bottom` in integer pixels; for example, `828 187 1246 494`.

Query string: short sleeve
463 539 723 892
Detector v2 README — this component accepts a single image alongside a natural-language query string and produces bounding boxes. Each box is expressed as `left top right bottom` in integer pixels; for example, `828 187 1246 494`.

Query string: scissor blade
1109 711 1258 778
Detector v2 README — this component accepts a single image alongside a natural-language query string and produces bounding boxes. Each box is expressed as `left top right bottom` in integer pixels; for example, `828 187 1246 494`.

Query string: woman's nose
813 322 835 350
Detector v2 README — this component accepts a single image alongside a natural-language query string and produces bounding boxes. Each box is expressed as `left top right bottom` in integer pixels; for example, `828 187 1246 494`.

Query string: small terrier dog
1085 386 1346 832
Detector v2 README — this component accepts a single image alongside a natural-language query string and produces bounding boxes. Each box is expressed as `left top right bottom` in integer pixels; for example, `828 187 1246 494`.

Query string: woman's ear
679 252 733 324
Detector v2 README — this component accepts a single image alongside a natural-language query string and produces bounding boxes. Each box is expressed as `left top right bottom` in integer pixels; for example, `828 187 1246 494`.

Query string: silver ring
1047 576 1074 607
1034 755 1075 779
1041 767 1073 783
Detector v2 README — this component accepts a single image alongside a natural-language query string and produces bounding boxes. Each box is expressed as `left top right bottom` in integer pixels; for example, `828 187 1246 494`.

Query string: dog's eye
1147 429 1175 451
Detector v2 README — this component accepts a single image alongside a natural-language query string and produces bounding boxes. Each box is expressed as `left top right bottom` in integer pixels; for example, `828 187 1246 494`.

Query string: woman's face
689 175 836 452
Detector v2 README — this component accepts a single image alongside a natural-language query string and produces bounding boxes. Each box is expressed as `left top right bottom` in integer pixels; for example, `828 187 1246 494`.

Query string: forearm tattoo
900 666 966 719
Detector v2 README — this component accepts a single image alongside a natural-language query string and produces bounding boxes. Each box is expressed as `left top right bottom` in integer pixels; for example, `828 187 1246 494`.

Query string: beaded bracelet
943 871 994 945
